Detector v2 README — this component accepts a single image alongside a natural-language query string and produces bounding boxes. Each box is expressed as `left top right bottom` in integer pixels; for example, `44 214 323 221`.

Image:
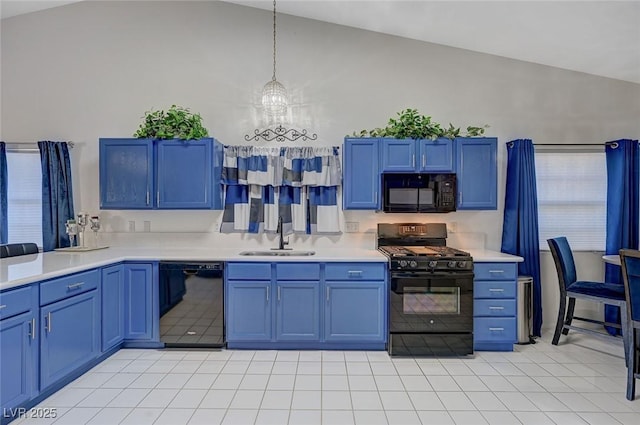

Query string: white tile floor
13 332 640 425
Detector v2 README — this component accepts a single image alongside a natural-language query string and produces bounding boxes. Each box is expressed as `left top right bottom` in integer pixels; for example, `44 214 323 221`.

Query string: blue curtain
39 141 74 251
0 142 7 244
501 139 543 336
605 139 639 335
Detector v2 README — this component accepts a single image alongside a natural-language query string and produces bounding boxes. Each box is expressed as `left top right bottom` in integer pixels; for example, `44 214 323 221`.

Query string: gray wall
2 1 639 331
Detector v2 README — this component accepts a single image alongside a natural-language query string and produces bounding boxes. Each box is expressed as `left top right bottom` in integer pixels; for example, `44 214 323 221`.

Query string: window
6 151 42 247
535 148 606 251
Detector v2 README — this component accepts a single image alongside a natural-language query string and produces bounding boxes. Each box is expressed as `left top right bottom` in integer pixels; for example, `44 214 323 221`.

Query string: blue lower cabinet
39 290 100 391
226 281 272 341
0 309 38 415
324 281 386 343
101 264 125 352
225 261 388 349
473 262 518 351
123 263 158 344
276 282 320 341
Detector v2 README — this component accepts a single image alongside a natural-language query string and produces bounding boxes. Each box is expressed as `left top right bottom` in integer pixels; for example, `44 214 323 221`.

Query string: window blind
535 150 606 251
6 151 43 247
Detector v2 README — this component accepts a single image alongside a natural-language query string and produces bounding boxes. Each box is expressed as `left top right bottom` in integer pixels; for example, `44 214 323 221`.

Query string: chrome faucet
273 216 291 250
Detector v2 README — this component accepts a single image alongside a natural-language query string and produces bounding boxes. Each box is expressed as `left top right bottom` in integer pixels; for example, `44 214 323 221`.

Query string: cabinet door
102 264 125 351
156 138 213 209
381 138 417 171
420 138 454 172
99 138 154 209
40 290 100 390
0 311 37 411
275 282 320 341
124 263 154 341
226 281 272 341
343 138 380 209
324 281 386 342
455 137 497 210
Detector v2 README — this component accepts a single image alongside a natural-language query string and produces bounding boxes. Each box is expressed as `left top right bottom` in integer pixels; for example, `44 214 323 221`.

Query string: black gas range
378 223 474 357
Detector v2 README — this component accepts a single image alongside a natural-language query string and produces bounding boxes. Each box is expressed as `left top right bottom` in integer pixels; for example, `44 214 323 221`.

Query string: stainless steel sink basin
239 250 316 256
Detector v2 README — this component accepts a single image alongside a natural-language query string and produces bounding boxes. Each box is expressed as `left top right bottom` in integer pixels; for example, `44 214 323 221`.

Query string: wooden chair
0 243 39 258
547 237 629 359
620 249 640 401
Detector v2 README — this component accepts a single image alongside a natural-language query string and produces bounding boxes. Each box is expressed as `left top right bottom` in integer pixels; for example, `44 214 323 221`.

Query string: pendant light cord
272 0 277 82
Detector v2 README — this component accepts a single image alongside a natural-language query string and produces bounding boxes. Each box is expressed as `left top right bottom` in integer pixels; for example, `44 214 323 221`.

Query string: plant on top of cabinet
348 108 488 140
133 104 209 140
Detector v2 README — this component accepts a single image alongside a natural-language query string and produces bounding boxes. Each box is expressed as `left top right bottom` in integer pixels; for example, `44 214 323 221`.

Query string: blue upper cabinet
100 138 154 209
381 138 416 171
420 138 454 172
455 137 498 210
156 139 213 209
343 138 380 210
381 138 454 172
99 138 222 210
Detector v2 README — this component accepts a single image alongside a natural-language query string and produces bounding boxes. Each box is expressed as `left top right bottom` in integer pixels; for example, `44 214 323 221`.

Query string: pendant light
245 0 317 142
261 0 288 118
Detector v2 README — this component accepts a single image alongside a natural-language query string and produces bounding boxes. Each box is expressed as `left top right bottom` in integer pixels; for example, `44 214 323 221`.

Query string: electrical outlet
448 221 457 233
345 222 359 233
128 221 136 232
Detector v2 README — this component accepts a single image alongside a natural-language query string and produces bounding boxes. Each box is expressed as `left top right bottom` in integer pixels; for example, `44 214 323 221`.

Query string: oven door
389 270 473 334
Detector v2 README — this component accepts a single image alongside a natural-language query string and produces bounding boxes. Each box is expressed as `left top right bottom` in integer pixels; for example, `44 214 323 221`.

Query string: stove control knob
409 261 418 268
448 261 457 268
457 261 467 268
428 261 438 268
399 260 408 268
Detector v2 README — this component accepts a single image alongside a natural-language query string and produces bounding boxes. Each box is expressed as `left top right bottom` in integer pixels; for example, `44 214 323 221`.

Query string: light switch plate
345 222 359 233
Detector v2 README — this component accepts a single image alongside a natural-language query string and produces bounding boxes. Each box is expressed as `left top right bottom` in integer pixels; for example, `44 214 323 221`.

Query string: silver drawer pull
67 282 85 290
489 270 504 274
277 286 281 302
489 327 505 331
488 288 504 292
266 287 269 302
45 312 52 333
348 270 363 277
326 287 330 301
489 306 505 310
29 318 36 340
0 304 6 310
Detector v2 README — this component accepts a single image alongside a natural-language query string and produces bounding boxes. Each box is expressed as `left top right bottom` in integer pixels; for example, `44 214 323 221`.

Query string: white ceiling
2 0 639 84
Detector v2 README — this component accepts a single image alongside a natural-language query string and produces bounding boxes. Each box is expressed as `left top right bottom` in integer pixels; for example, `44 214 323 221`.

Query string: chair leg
553 296 567 345
621 307 630 368
562 297 576 336
627 328 637 401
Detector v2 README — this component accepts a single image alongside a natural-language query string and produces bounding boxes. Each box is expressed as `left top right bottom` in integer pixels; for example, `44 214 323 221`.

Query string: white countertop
1 246 523 291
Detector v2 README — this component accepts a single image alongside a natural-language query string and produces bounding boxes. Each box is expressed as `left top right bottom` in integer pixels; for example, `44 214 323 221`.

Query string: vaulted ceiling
2 1 639 84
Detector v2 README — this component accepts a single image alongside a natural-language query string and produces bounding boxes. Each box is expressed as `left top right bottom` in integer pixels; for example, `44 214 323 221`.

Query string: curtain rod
2 141 75 153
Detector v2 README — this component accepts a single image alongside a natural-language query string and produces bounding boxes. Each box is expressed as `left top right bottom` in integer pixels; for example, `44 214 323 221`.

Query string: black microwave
382 173 457 213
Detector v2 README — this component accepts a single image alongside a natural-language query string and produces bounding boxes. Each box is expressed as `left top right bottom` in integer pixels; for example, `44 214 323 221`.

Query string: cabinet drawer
473 263 517 281
325 263 386 281
276 263 320 280
474 299 516 317
226 262 271 280
474 280 516 299
0 286 33 320
474 317 516 342
40 269 100 306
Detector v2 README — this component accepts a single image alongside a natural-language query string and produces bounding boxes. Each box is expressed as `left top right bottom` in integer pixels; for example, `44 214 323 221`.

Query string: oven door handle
390 271 474 279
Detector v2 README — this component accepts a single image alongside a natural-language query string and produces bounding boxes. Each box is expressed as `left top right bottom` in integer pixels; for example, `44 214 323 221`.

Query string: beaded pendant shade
261 0 288 118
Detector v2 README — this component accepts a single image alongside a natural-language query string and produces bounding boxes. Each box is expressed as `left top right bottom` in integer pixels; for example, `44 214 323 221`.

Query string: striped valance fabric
220 146 341 235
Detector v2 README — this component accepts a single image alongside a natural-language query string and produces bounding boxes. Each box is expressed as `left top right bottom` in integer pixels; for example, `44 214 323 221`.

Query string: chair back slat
548 237 577 289
620 249 640 323
0 243 39 258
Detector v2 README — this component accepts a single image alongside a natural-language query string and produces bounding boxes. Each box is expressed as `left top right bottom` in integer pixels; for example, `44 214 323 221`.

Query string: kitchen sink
239 250 316 256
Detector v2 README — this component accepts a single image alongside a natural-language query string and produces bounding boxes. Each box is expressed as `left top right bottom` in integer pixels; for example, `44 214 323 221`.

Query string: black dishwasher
158 261 224 348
